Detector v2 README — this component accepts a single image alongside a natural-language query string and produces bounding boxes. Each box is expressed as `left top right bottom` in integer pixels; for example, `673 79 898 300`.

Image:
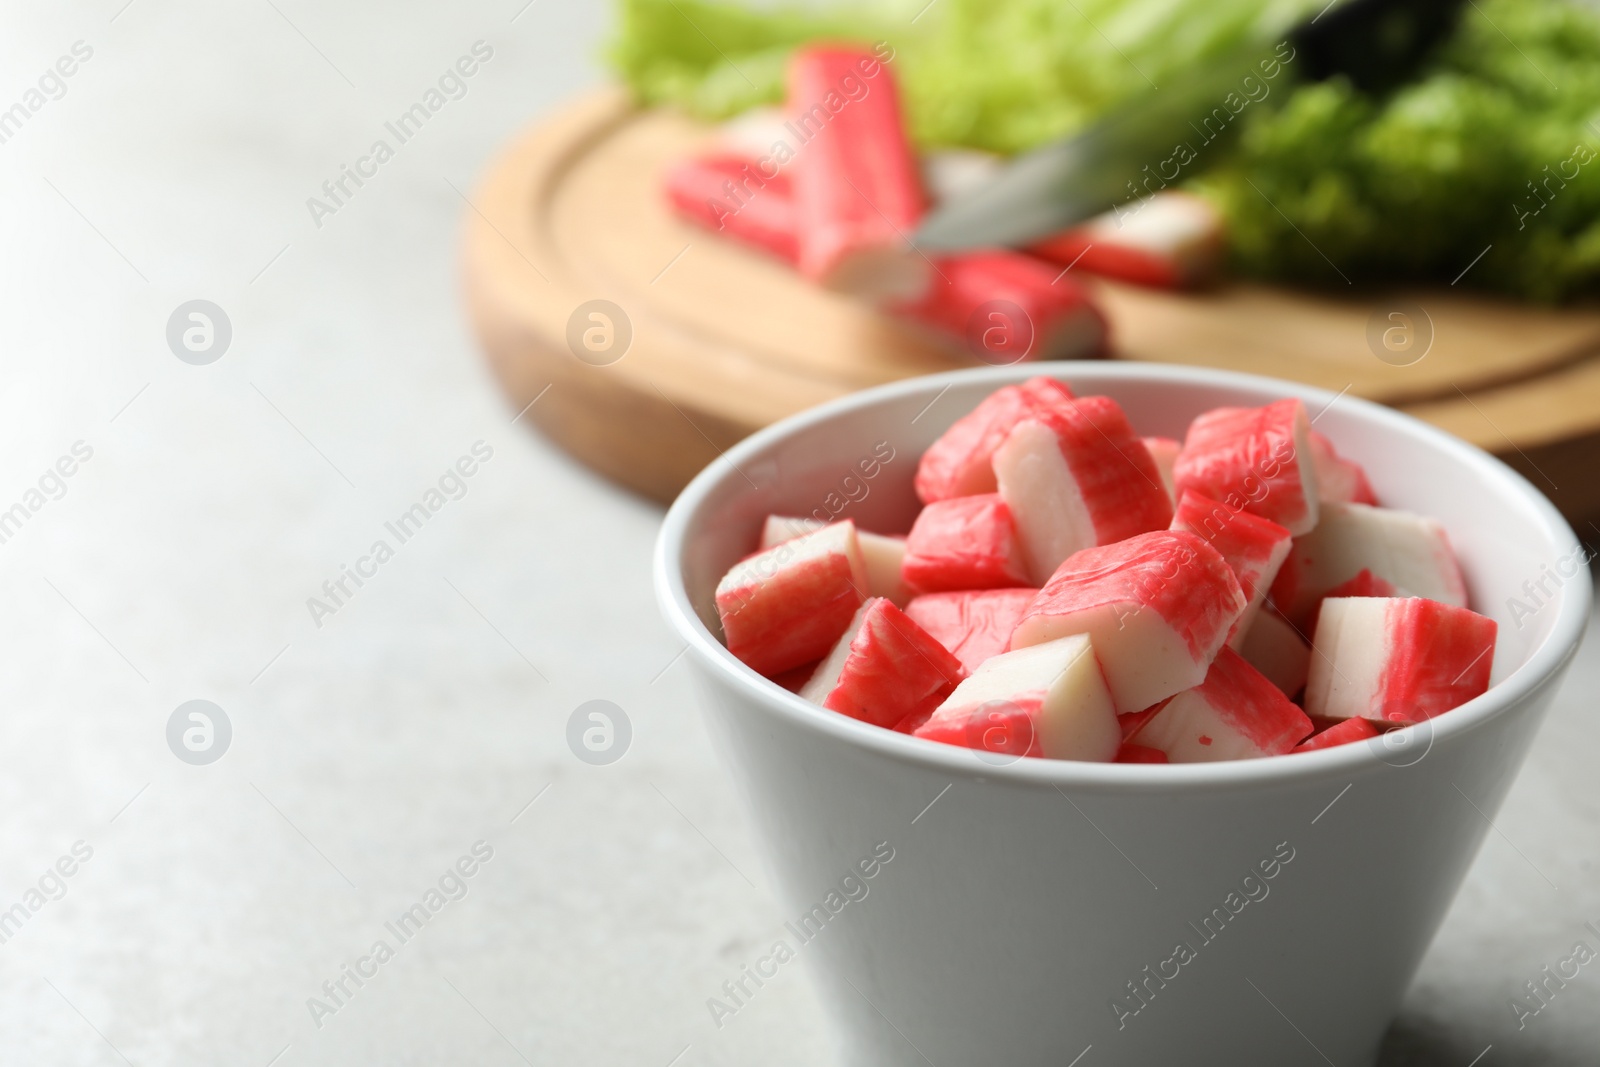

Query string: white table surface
1 2 1596 1064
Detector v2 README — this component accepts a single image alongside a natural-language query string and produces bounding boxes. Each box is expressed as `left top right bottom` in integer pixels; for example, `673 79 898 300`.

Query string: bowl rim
653 361 1591 792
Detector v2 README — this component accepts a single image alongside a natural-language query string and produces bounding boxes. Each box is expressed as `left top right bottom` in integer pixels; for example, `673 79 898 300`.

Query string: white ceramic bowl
653 363 1589 1067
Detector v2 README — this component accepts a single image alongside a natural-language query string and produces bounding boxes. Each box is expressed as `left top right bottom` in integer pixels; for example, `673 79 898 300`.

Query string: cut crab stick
1143 436 1181 504
1308 430 1378 506
716 520 867 676
1170 490 1292 645
893 251 1107 363
1115 743 1169 764
901 494 1031 593
761 515 906 604
913 634 1119 761
859 532 910 605
787 47 929 301
1270 503 1467 628
1029 192 1225 290
801 598 966 730
663 155 799 263
1305 597 1497 724
994 396 1174 583
1131 647 1313 762
1293 716 1381 753
914 376 1076 503
1237 610 1311 698
1010 530 1246 713
1174 399 1320 536
903 588 1036 672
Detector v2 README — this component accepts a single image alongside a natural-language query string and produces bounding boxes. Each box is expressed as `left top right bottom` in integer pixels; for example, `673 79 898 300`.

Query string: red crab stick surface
1170 490 1292 644
1010 530 1246 714
1174 399 1320 536
1293 716 1381 753
1305 597 1497 724
893 251 1107 362
663 155 799 263
903 588 1037 672
901 494 1032 593
801 598 966 732
786 47 929 301
914 377 1076 503
715 520 867 676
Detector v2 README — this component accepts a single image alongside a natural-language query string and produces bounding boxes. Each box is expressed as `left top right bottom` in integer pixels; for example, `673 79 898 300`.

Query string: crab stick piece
787 47 929 301
1029 192 1225 290
893 251 1107 363
663 154 798 263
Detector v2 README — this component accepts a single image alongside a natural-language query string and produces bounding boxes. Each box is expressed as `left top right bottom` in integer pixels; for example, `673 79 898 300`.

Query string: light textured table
0 3 1595 1064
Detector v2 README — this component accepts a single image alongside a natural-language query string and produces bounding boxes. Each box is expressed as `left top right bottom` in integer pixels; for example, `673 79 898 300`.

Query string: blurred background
0 1 1596 1064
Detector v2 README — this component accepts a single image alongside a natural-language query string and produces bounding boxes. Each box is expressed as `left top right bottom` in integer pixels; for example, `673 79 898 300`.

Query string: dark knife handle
1291 0 1467 93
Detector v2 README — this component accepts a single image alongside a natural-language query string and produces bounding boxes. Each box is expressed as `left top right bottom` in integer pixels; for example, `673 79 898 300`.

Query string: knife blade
913 0 1466 252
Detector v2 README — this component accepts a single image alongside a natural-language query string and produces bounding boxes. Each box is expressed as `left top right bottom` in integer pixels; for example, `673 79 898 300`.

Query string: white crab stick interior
916 634 1119 761
1132 647 1312 762
1272 503 1468 626
762 514 907 604
994 420 1098 583
1143 436 1181 504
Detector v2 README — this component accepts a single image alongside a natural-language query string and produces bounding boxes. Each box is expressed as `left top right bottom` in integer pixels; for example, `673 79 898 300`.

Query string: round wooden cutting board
463 88 1600 525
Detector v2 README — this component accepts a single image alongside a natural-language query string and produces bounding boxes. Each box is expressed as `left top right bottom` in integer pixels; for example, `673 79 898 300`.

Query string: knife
913 0 1467 252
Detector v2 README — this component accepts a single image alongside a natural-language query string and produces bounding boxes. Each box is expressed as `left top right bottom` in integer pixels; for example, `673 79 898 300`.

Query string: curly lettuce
1195 1 1600 299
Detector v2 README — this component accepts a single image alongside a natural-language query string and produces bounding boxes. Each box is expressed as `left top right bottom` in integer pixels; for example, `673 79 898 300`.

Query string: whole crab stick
663 154 798 263
786 47 929 301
